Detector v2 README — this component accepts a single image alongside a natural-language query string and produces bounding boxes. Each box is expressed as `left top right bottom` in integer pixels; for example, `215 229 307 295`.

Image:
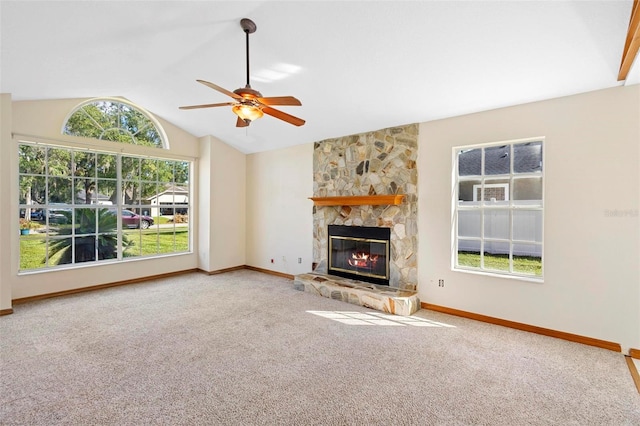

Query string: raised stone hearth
293 273 420 316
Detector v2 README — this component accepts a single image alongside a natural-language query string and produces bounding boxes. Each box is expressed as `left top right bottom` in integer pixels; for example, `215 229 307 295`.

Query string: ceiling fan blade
236 116 249 128
256 96 302 106
179 102 235 110
262 106 306 127
196 79 242 100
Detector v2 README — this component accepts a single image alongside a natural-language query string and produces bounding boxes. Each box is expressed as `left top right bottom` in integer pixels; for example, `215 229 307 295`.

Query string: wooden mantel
308 194 405 206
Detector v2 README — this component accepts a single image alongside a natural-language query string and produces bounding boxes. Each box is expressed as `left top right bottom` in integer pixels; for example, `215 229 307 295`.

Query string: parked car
121 209 154 229
43 208 153 229
48 208 71 224
19 209 45 220
30 210 44 220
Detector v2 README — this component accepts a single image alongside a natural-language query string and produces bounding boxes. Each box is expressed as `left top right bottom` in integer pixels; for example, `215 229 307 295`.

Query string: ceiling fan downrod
240 18 257 88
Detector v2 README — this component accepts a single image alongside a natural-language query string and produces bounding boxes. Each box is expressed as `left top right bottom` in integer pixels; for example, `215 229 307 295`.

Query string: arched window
62 98 167 148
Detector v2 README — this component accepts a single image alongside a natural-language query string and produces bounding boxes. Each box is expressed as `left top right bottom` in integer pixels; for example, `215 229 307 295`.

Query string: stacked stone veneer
313 124 418 291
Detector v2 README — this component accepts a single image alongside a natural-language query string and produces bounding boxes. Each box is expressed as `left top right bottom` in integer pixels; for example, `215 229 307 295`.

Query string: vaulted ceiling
1 1 637 154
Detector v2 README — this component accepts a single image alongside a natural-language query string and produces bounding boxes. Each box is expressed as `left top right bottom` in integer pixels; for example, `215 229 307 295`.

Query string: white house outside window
454 139 544 278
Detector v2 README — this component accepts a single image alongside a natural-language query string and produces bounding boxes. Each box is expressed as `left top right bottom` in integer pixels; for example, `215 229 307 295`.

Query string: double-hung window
454 139 543 279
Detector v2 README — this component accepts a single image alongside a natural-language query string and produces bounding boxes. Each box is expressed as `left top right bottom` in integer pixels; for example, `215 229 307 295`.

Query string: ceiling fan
179 18 305 128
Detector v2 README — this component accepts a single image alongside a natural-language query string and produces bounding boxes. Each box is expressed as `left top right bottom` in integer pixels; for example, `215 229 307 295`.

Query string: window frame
17 139 192 273
452 138 544 281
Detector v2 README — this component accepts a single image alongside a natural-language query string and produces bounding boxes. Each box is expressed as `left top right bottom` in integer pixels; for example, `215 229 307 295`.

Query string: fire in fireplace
328 225 390 286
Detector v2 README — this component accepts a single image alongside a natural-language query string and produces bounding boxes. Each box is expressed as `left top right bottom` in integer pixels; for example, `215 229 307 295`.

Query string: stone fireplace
293 124 420 315
312 124 418 291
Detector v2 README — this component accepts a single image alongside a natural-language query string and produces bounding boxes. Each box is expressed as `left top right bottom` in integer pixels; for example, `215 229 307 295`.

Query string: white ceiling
1 1 637 154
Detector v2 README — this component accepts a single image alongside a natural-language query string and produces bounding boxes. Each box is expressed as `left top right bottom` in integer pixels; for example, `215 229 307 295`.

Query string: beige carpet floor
1 269 638 425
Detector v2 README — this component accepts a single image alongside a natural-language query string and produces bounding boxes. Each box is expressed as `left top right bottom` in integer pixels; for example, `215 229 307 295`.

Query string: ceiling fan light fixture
232 103 263 123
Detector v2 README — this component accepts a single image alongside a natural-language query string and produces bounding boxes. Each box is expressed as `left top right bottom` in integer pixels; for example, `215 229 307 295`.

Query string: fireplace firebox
328 225 390 286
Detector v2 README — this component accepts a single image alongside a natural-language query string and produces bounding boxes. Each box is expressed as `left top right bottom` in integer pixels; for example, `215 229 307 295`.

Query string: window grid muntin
455 139 543 279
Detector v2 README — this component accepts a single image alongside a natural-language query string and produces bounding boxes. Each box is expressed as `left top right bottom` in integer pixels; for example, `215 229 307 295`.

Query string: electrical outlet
438 279 445 287
298 257 302 263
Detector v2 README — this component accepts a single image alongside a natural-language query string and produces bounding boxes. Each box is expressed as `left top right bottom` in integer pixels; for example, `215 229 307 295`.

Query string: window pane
31 176 46 204
484 145 510 175
122 157 140 180
73 151 96 177
20 233 46 270
484 210 509 239
175 161 189 185
97 179 117 203
141 159 157 181
97 153 117 179
458 239 480 268
141 227 159 255
458 179 481 203
49 237 73 265
481 179 510 206
458 210 481 238
124 229 142 258
74 178 96 204
514 141 542 173
74 208 97 234
47 208 71 225
513 210 542 242
19 145 46 174
175 228 189 252
97 231 119 260
458 149 481 176
74 236 97 263
158 227 175 254
20 176 46 205
176 204 189 217
513 177 542 205
98 208 118 233
47 147 72 176
141 127 162 147
159 160 176 183
175 207 189 252
49 177 72 203
122 181 139 206
483 241 510 272
513 244 542 276
142 182 158 202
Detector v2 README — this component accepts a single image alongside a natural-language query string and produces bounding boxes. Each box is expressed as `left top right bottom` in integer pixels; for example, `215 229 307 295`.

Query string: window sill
452 266 544 283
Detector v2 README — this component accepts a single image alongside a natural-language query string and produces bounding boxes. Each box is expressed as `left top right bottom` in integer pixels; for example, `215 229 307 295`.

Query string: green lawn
458 252 542 276
124 228 189 257
19 228 189 270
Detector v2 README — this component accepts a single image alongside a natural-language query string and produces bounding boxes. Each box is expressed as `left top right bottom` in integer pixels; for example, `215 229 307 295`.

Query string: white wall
0 94 13 311
4 97 201 300
198 136 246 272
419 85 640 351
246 143 313 276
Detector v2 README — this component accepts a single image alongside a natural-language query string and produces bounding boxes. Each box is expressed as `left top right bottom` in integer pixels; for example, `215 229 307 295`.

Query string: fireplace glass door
328 225 390 285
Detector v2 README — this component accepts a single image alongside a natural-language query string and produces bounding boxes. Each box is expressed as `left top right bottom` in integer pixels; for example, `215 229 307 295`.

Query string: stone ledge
293 273 420 316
